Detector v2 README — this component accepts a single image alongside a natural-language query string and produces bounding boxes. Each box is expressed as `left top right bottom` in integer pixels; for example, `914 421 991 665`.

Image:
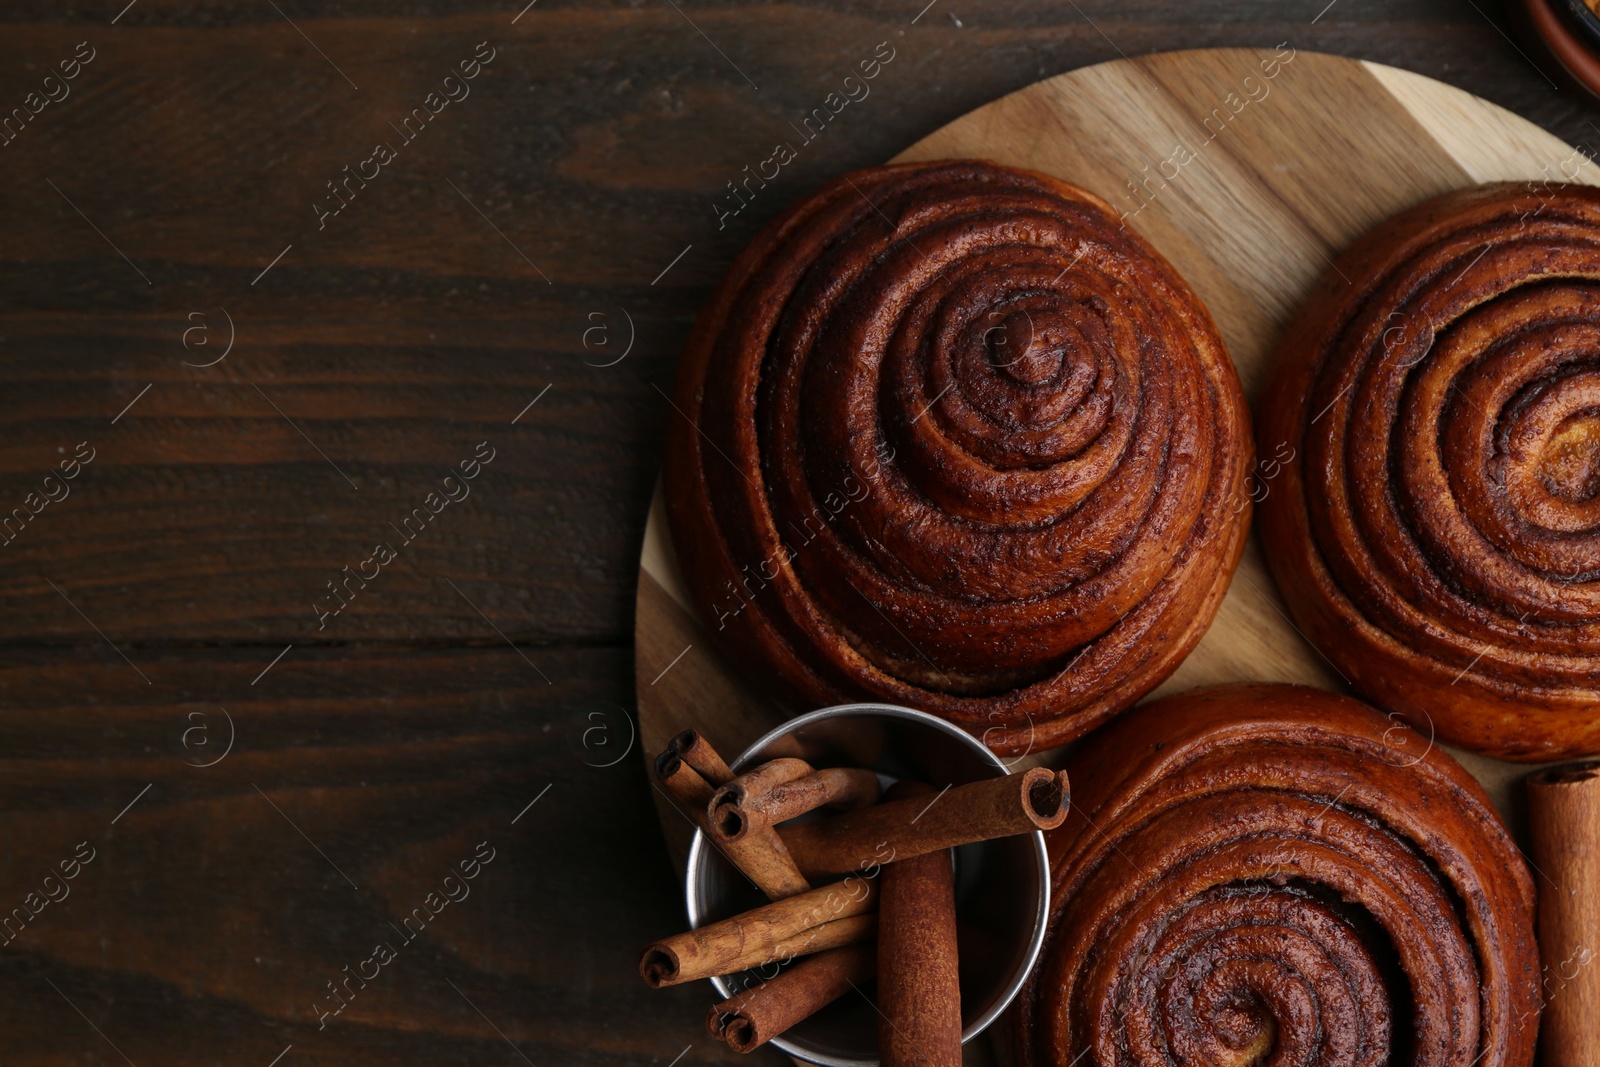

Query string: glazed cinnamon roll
1019 683 1540 1067
1260 182 1600 761
664 161 1251 753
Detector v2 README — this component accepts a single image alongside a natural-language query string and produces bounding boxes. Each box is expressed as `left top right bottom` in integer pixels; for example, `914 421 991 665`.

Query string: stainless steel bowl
684 702 1051 1066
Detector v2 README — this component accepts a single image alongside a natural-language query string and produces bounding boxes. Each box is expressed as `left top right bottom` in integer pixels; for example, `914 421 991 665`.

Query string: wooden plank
0 643 758 1065
0 328 675 643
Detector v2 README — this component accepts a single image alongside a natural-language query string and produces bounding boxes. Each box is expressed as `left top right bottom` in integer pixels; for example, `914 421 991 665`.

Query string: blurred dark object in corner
1516 0 1600 103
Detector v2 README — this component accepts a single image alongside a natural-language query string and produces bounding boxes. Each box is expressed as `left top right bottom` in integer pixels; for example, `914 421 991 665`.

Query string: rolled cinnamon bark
1527 760 1600 1067
722 830 811 901
699 759 818 899
668 729 735 786
877 782 962 1067
655 741 812 900
705 943 875 1053
707 758 815 839
709 764 882 842
639 877 878 988
779 767 1068 877
655 751 715 809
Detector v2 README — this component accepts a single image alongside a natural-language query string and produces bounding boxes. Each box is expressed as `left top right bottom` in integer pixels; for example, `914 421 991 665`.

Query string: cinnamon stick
1527 760 1600 1067
639 876 879 988
706 943 875 1053
722 830 811 900
654 741 812 900
877 781 962 1067
707 758 815 839
709 763 881 841
699 758 817 899
670 729 734 786
655 751 716 809
778 767 1069 878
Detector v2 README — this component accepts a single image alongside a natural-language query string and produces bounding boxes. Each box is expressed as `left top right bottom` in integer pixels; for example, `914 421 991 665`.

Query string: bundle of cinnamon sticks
640 729 1071 1060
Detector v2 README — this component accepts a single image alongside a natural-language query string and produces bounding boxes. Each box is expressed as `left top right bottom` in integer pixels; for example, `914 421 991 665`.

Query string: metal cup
683 702 1051 1066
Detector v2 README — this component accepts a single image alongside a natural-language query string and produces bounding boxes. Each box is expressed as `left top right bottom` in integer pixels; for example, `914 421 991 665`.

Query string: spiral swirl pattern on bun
1260 182 1600 760
664 161 1251 752
1019 684 1539 1067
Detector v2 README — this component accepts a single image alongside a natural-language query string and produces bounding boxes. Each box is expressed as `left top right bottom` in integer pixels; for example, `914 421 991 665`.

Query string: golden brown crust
1259 181 1600 761
1018 683 1540 1067
664 160 1252 753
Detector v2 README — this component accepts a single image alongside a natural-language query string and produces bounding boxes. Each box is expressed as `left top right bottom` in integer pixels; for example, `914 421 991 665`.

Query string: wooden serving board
636 47 1596 872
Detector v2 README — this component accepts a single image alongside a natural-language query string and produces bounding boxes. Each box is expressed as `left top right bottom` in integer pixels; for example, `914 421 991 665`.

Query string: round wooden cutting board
635 47 1597 874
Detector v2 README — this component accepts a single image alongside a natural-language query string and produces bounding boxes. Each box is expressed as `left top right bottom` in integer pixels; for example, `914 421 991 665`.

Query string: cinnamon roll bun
1019 683 1539 1067
664 160 1252 753
1260 182 1600 760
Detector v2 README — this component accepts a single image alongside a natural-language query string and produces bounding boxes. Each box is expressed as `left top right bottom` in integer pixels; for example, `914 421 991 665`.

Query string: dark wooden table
0 1 1591 1063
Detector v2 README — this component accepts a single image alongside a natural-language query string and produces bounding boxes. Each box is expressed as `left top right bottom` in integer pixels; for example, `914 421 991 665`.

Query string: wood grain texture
1 1 1596 1064
0 644 720 1065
